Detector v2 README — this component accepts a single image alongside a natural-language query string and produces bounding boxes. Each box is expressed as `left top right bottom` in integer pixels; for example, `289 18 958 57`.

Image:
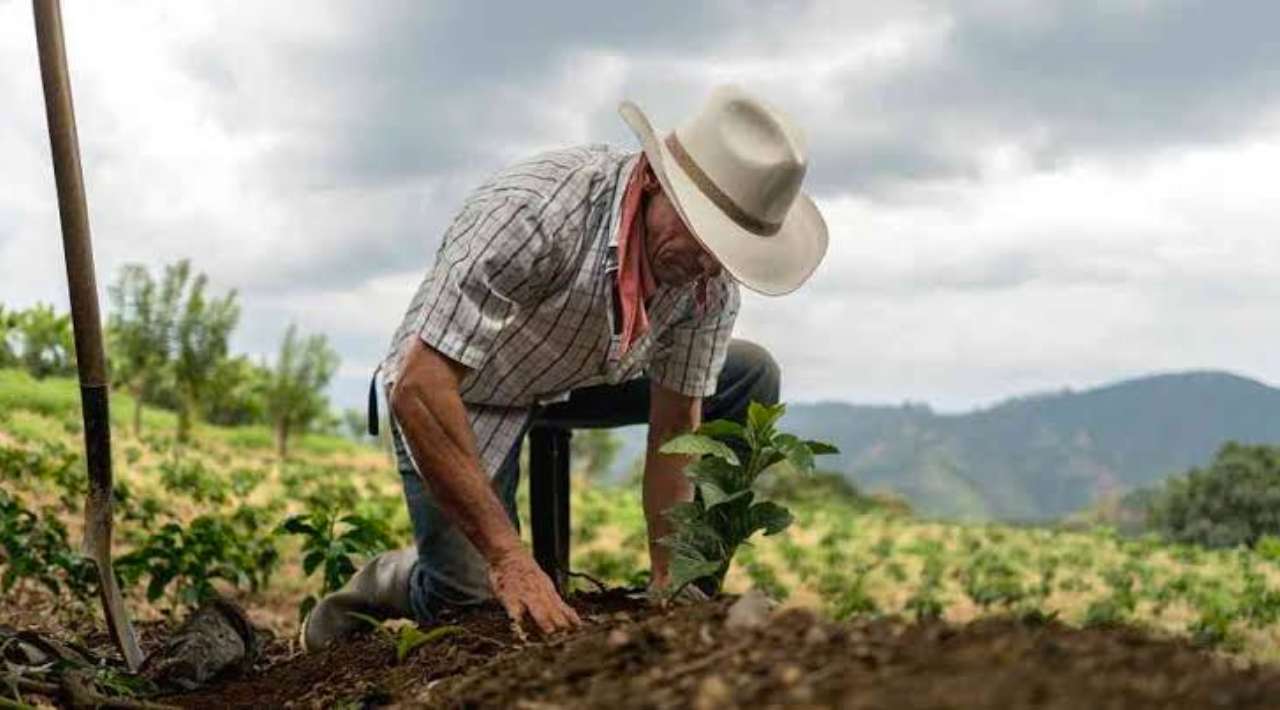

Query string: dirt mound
169 592 1280 709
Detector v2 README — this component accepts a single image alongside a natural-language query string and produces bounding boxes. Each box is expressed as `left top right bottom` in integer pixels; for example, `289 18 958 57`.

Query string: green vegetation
5 259 345 460
776 372 1280 520
280 507 395 623
265 324 340 460
4 351 1280 665
1146 442 1280 548
656 402 838 597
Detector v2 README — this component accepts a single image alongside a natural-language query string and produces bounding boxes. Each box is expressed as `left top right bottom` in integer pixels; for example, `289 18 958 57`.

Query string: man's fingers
498 593 526 626
559 598 582 626
529 601 558 635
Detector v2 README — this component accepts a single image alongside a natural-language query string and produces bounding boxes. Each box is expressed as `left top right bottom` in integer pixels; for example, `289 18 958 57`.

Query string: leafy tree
107 263 184 437
14 303 75 378
203 355 270 427
0 305 19 367
170 262 240 442
265 324 339 459
1147 442 1280 548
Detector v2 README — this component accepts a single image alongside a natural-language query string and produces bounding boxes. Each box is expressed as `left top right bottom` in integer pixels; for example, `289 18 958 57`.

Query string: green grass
0 367 363 458
0 368 79 419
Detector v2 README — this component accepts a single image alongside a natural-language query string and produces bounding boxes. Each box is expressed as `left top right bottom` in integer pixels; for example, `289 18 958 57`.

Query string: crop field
4 368 1280 707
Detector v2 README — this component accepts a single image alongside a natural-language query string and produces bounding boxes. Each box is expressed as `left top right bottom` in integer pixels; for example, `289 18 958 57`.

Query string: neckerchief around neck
616 155 714 357
616 155 659 357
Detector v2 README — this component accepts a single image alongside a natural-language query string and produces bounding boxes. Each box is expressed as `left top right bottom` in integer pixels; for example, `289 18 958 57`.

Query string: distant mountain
606 371 1280 521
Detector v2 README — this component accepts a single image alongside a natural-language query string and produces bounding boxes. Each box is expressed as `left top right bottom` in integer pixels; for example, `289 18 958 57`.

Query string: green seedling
280 507 394 623
657 401 838 598
348 612 463 663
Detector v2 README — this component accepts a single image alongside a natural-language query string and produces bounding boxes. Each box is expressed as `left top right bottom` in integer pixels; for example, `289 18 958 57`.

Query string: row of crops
5 398 1280 662
570 477 1280 660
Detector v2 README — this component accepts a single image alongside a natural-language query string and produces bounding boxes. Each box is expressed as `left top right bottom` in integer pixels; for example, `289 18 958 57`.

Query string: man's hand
488 547 581 635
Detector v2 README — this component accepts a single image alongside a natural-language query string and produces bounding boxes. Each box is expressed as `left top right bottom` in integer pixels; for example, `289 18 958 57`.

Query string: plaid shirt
381 144 740 477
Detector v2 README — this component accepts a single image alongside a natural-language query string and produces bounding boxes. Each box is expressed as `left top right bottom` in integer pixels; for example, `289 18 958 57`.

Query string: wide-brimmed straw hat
619 85 828 296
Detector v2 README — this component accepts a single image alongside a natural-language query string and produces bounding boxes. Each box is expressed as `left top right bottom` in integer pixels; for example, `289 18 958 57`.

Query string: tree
14 303 75 378
107 264 184 437
264 324 339 460
0 305 18 368
203 355 270 427
171 263 240 442
1147 442 1280 548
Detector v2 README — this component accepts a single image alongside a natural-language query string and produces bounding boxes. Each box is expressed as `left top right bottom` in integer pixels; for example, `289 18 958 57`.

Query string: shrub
116 507 280 608
1147 443 1280 548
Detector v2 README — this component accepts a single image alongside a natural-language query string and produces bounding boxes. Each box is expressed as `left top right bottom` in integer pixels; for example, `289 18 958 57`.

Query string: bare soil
157 590 1280 710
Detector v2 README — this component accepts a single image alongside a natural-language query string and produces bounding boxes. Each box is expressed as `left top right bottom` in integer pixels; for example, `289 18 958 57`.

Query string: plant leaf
695 419 746 441
659 433 740 466
346 611 385 634
804 440 840 455
698 480 729 508
748 501 793 536
747 402 786 439
299 595 317 626
395 624 464 663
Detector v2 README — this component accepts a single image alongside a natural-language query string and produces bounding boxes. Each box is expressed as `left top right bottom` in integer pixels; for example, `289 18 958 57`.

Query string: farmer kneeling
302 85 829 650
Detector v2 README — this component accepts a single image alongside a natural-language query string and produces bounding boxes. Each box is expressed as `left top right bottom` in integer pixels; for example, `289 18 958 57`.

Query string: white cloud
3 0 1280 417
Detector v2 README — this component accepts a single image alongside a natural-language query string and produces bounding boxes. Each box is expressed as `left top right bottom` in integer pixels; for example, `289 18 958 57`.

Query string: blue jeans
392 339 780 622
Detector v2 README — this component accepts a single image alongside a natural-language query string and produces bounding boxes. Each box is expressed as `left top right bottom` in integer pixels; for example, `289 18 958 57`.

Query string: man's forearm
643 434 695 583
391 375 522 566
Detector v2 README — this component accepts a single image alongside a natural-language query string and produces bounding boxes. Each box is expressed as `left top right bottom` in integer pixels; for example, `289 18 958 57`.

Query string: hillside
6 367 1280 707
613 370 1280 520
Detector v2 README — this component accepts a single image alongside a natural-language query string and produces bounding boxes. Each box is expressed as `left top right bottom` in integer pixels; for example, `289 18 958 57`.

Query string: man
302 85 828 650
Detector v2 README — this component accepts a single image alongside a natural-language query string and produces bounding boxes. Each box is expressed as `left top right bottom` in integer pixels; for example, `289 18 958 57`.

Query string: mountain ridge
610 369 1280 520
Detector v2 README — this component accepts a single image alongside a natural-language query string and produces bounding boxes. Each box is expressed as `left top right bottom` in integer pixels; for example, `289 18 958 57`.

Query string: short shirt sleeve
645 276 740 398
414 195 560 370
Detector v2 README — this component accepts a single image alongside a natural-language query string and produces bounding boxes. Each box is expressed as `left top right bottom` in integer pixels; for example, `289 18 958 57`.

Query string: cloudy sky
3 0 1279 413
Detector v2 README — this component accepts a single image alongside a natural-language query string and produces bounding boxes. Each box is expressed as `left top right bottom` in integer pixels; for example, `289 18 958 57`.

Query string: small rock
606 628 631 649
694 674 732 710
699 623 715 646
725 589 777 631
804 625 829 646
777 665 803 686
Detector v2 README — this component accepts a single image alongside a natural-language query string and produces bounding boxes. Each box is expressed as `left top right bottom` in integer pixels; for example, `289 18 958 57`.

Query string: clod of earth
141 598 257 691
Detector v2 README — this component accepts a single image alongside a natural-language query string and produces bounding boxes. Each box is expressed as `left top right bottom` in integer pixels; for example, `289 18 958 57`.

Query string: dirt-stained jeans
391 339 780 623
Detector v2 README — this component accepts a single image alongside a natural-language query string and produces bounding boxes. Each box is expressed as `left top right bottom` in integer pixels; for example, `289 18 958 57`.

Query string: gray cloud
5 0 1280 415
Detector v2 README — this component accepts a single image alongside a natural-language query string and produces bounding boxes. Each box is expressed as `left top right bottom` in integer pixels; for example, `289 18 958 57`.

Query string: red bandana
616 155 659 357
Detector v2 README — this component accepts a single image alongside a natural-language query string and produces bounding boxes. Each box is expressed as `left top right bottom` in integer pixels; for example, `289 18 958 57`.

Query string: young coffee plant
280 507 395 623
0 488 97 601
115 507 280 608
657 401 838 598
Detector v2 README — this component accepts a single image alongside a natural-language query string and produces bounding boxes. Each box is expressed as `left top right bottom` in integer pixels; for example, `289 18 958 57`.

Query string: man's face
644 187 724 287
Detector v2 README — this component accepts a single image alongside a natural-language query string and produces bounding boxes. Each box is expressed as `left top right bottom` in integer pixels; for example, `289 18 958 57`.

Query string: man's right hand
488 547 581 635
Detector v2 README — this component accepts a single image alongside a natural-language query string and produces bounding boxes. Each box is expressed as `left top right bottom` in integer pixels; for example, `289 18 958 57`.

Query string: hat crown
673 86 808 233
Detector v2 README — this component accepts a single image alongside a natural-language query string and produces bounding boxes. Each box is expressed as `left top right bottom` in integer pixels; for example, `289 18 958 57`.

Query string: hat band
664 133 782 237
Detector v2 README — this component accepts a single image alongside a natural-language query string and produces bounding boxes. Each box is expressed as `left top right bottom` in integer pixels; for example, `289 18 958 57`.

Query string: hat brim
619 100 828 297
